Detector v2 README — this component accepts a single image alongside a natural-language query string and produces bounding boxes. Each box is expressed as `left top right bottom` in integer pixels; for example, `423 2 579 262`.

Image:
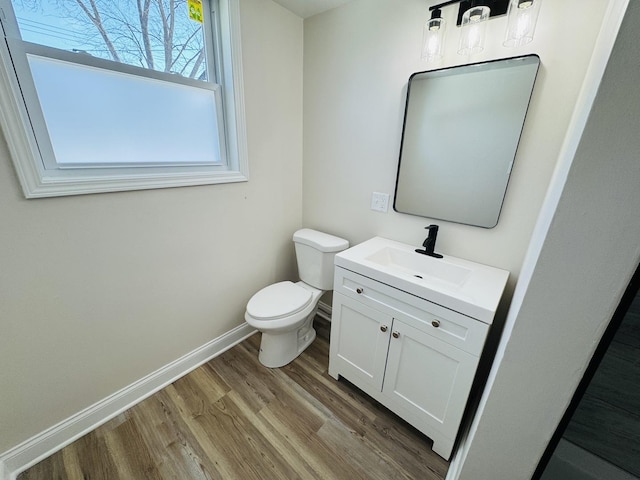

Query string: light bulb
458 5 490 56
504 0 542 47
422 13 446 63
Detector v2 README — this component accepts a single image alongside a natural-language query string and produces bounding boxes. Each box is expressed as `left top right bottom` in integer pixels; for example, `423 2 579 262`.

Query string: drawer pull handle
392 331 400 339
432 320 441 328
380 325 388 332
356 288 363 294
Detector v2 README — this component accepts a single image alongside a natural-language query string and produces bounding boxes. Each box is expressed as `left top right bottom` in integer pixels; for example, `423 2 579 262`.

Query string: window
0 0 247 197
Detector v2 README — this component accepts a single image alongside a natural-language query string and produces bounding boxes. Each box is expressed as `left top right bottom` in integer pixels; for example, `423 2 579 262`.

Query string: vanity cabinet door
329 292 391 393
382 318 478 458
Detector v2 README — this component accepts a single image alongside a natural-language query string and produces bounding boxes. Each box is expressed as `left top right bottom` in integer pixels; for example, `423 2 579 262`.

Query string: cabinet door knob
392 331 400 339
380 325 388 332
356 288 363 294
431 320 441 328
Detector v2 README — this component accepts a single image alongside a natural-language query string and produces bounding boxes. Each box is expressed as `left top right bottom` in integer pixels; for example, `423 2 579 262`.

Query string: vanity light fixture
422 0 541 62
458 1 491 56
503 0 543 47
421 8 447 62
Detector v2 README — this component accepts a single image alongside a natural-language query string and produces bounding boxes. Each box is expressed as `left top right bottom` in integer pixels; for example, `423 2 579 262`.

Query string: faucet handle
416 224 443 258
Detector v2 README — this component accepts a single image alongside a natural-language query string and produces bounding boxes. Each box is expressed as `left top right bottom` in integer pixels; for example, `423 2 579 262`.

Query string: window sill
14 164 249 198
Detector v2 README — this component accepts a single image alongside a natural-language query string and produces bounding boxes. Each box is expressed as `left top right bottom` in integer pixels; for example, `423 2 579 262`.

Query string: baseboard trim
316 300 332 322
0 323 256 480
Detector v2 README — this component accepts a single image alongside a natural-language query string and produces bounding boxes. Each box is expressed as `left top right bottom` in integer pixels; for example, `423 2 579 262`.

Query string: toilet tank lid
293 229 349 253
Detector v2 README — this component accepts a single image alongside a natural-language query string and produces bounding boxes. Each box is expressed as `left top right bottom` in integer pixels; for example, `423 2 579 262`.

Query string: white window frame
0 0 248 198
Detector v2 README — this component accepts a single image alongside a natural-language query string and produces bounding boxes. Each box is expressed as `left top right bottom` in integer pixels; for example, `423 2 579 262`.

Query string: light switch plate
371 192 390 213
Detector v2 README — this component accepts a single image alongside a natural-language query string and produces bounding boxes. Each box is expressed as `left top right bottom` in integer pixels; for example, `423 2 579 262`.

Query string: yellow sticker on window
188 0 204 23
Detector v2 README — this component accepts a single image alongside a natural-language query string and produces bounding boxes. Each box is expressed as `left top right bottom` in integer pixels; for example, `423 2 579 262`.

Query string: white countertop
334 237 509 323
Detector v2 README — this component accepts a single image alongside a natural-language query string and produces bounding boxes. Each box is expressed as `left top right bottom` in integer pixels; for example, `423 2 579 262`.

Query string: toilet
245 228 349 368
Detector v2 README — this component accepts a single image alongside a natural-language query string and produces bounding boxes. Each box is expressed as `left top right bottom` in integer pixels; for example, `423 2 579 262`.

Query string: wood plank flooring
18 319 449 480
564 291 640 476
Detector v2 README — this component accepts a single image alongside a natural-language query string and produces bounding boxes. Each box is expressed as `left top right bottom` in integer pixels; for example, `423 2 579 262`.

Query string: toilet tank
293 229 349 290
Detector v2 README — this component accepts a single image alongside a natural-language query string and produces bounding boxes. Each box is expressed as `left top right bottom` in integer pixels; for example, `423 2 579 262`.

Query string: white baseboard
0 323 256 480
316 300 332 322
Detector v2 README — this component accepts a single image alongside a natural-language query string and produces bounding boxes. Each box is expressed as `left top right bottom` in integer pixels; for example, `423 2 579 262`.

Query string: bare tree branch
73 0 121 62
187 49 205 79
26 0 205 79
156 0 174 72
136 0 154 69
170 26 200 71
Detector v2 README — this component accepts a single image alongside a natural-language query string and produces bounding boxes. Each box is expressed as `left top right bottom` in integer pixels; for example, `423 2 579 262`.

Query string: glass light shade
458 6 490 56
504 0 542 47
421 17 446 62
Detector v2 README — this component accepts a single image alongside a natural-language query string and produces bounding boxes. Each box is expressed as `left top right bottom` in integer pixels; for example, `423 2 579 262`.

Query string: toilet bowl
245 229 349 368
245 281 322 368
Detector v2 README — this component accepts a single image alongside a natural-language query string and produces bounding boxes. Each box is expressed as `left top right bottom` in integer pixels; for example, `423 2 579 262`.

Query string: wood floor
564 291 640 476
19 319 449 480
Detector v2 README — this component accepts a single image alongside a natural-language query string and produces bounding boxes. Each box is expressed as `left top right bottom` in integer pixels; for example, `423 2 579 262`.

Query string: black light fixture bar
428 0 465 11
429 0 510 26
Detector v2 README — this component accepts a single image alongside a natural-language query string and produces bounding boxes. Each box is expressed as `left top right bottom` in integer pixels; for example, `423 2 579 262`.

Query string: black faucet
416 224 443 258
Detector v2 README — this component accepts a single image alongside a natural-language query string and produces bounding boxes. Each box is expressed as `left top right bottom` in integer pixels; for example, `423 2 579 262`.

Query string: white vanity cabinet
328 237 509 460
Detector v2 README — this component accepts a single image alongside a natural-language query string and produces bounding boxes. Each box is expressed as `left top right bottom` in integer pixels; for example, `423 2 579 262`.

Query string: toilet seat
246 281 312 320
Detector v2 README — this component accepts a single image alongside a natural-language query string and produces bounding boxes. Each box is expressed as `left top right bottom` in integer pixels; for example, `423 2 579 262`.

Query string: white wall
303 0 609 294
453 1 640 477
0 0 303 454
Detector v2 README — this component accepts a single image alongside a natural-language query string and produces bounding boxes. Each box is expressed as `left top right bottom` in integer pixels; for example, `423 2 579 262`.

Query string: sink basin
334 237 509 323
366 246 471 287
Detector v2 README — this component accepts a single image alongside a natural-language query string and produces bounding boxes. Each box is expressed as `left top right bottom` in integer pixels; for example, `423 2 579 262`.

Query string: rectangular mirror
394 55 540 228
